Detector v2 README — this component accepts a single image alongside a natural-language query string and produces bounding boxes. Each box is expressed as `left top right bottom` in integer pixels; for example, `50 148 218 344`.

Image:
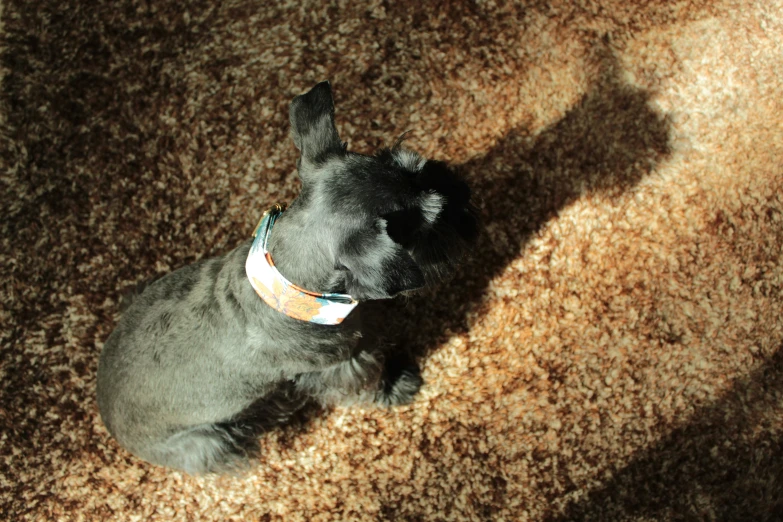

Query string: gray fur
97 81 477 474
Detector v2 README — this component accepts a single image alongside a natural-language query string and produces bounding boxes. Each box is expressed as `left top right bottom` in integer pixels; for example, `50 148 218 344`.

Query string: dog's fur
96 82 478 474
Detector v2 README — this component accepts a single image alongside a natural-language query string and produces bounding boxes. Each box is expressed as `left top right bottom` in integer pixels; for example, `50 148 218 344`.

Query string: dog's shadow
370 47 671 361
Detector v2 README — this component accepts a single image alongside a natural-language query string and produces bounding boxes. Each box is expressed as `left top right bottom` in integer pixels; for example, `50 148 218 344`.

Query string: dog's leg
139 383 306 474
374 354 423 407
294 348 423 407
144 423 250 475
293 348 383 404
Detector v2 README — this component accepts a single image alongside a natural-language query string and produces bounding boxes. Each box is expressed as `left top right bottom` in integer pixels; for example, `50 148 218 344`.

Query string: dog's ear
289 81 344 167
335 219 425 300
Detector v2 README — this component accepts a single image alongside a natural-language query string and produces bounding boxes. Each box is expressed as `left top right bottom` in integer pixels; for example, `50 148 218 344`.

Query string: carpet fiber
3 0 783 520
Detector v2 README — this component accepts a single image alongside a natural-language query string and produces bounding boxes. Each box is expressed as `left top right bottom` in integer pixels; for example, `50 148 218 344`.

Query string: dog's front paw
376 358 423 407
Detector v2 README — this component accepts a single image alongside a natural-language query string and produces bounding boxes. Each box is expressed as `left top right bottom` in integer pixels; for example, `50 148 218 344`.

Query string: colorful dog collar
245 205 358 325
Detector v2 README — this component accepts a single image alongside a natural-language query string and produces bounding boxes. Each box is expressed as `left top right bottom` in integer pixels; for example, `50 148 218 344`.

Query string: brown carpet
3 0 783 519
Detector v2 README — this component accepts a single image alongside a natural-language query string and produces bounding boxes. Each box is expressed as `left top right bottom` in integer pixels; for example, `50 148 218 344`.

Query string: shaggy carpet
3 0 783 519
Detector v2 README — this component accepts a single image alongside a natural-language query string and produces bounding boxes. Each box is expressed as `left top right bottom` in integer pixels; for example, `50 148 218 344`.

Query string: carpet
3 0 783 519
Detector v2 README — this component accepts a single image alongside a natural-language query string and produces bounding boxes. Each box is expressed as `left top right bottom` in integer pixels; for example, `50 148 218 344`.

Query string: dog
97 82 478 474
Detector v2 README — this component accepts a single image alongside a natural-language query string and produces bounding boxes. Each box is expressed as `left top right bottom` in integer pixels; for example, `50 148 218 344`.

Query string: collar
245 205 358 325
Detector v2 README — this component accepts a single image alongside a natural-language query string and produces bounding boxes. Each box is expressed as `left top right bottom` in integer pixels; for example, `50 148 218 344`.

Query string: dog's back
97 248 293 473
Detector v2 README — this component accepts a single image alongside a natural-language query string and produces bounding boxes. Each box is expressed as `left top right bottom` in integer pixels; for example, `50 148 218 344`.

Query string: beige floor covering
2 0 783 520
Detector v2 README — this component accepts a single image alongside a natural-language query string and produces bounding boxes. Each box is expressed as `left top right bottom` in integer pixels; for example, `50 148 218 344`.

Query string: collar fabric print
245 206 358 325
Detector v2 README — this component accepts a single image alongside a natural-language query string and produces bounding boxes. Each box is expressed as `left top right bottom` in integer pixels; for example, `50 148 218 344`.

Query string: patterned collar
245 205 358 325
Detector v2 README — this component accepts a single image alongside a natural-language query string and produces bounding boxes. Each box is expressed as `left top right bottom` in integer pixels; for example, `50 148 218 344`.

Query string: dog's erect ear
335 219 425 300
289 81 344 166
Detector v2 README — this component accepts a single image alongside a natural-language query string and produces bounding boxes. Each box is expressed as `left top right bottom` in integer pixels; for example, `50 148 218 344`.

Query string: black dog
97 82 478 473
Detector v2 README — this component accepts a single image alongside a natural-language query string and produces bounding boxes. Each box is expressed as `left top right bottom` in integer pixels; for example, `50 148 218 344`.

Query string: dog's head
288 81 478 301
